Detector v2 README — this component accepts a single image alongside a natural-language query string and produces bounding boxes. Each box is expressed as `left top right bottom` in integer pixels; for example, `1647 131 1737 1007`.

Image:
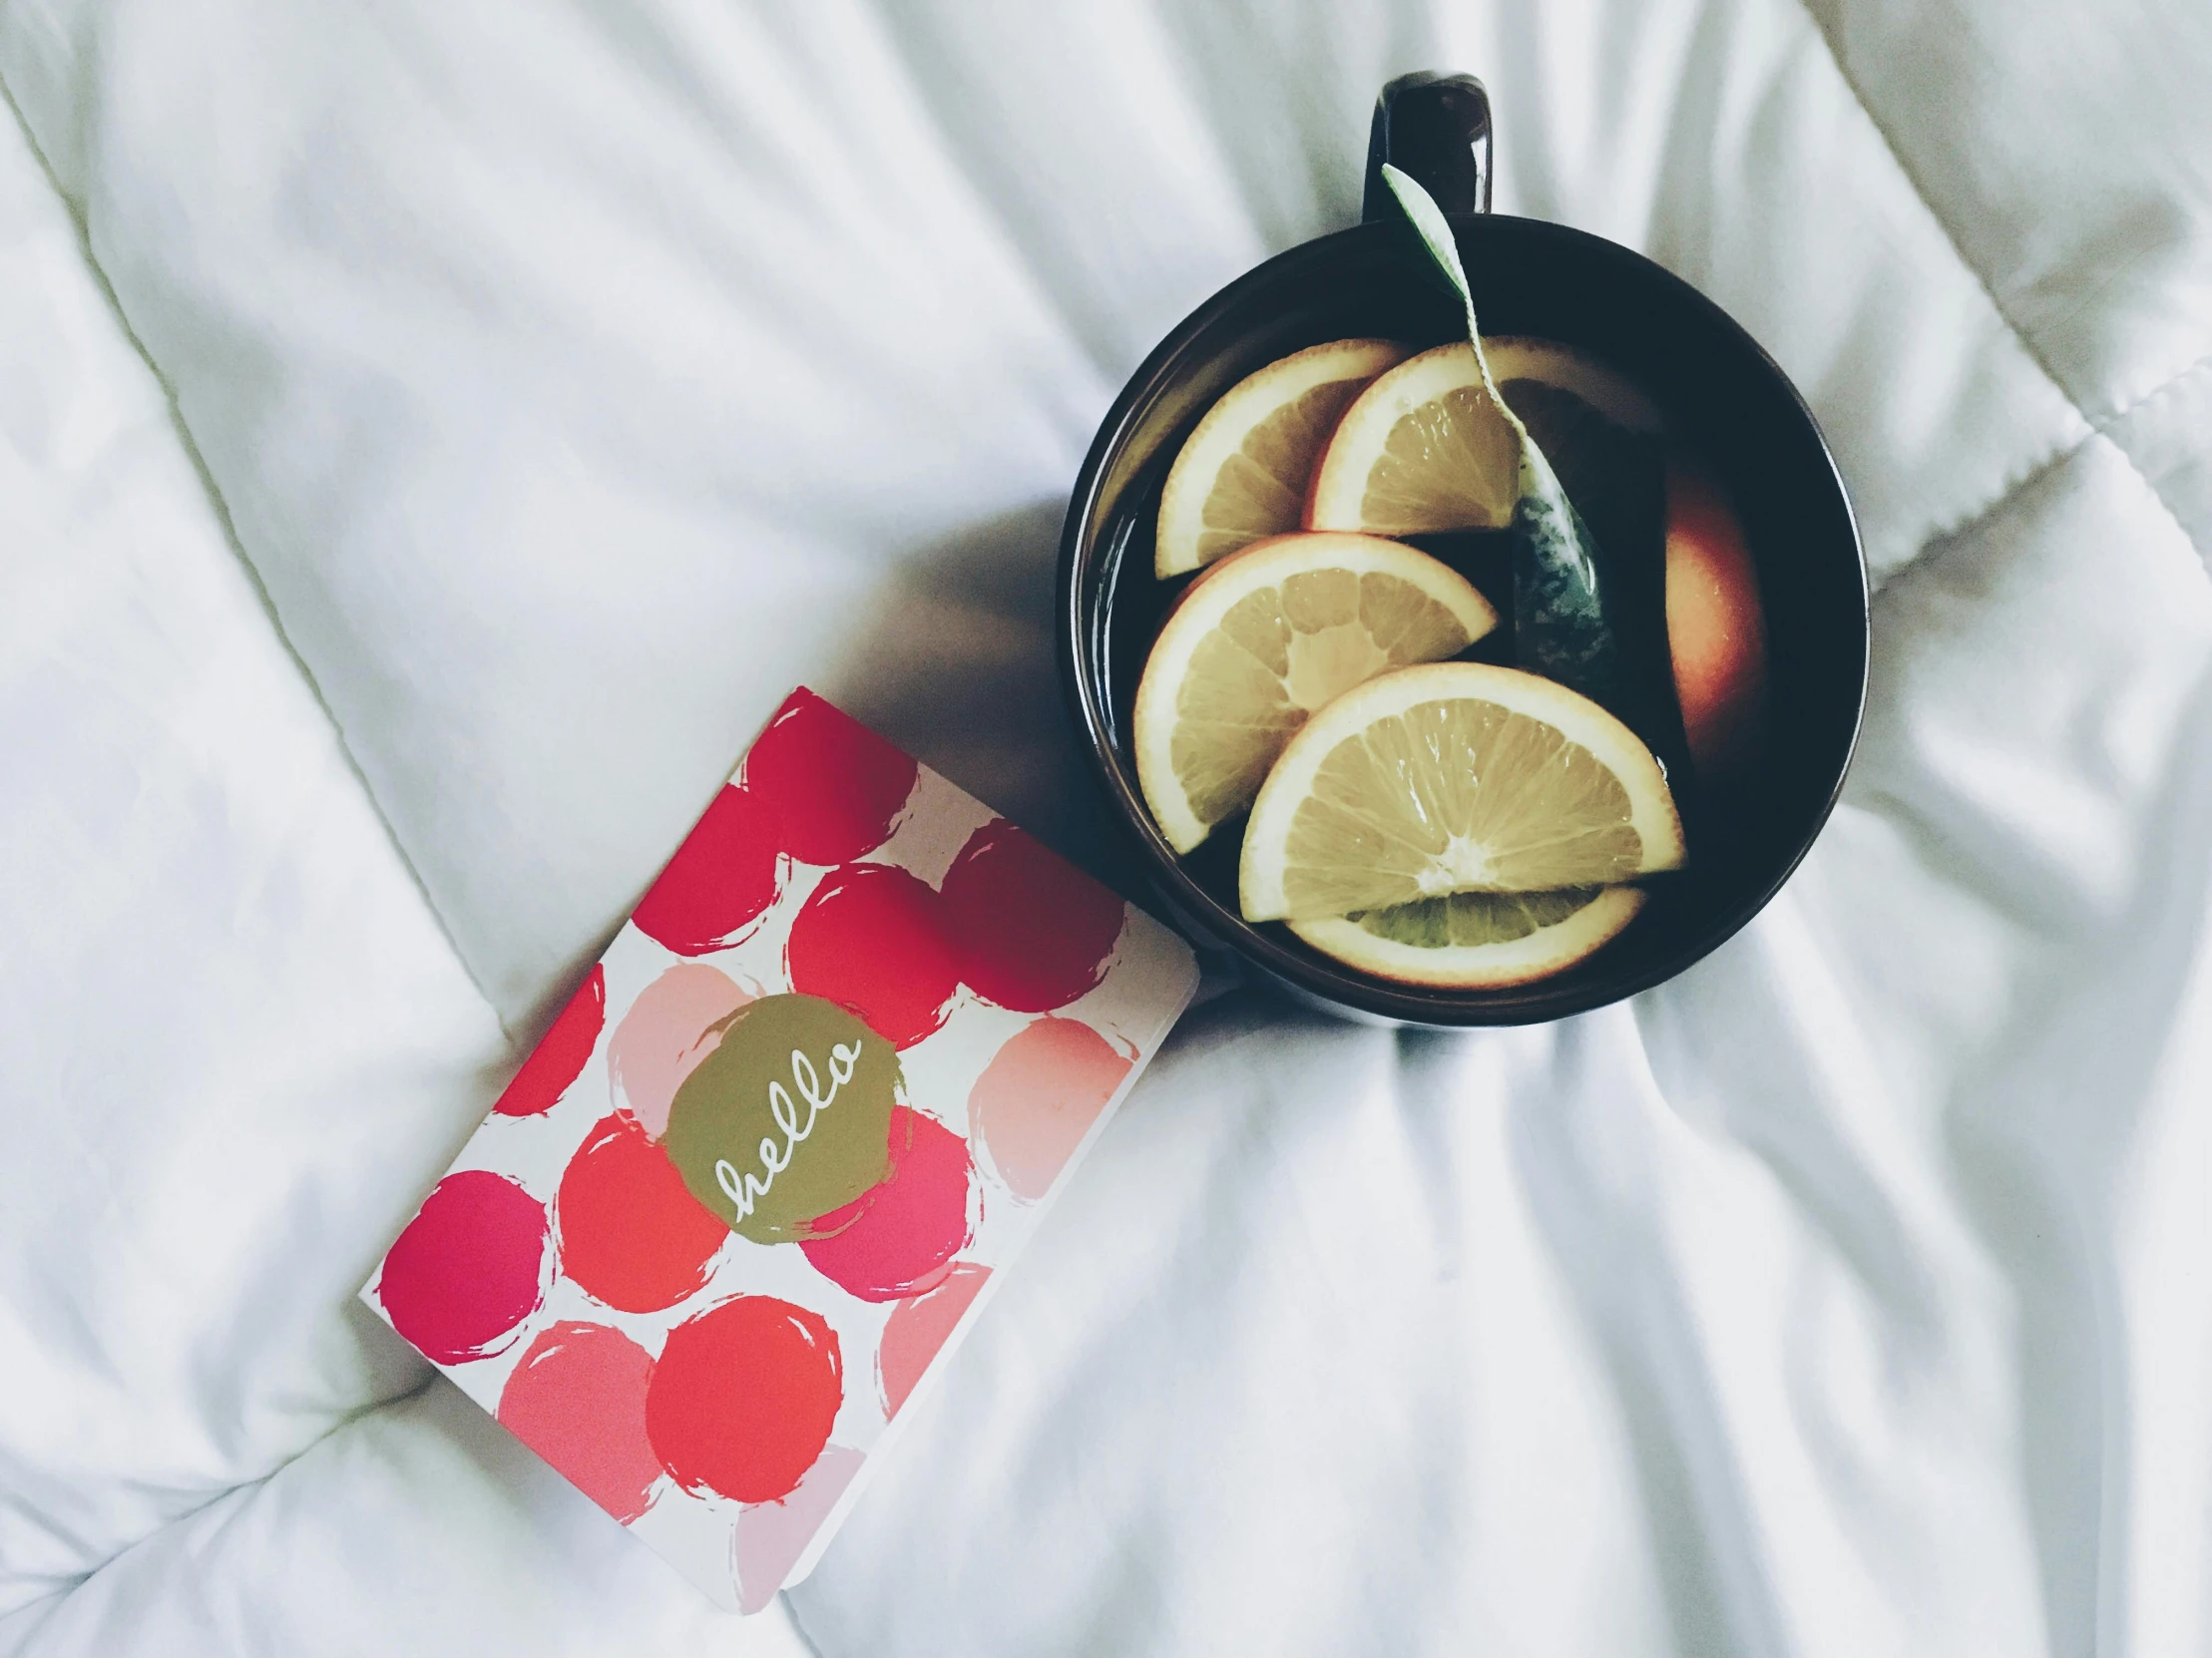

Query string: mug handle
1361 72 1493 221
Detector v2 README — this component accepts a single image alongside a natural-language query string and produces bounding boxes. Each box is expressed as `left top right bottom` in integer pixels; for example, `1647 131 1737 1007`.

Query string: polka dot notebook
362 688 1199 1611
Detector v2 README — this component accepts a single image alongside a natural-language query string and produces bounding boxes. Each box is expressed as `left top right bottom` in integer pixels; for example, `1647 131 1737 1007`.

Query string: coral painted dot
647 1296 843 1503
733 1443 865 1613
494 964 606 1117
375 1170 548 1365
498 1321 661 1524
800 1106 977 1302
972 1018 1133 1202
941 820 1125 1012
741 689 918 865
785 864 960 1048
877 1262 991 1418
609 963 753 1139
632 784 783 957
556 1113 729 1313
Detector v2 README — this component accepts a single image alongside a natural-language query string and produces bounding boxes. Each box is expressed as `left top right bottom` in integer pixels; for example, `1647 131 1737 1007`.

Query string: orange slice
1305 336 1665 536
1132 534 1497 853
1239 661 1684 924
1155 338 1410 578
1665 458 1768 776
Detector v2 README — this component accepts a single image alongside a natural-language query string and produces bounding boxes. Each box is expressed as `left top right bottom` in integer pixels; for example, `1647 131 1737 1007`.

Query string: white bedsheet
2 1 2208 1653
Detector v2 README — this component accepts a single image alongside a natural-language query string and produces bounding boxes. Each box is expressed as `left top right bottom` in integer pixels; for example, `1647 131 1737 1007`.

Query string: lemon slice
1490 336 1665 436
1293 885 1645 988
1306 342 1517 534
1156 338 1410 578
1133 534 1498 854
1239 661 1684 923
1305 337 1664 536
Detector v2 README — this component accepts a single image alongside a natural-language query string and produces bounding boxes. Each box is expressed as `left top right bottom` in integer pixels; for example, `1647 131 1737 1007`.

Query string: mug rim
1057 210 1871 1026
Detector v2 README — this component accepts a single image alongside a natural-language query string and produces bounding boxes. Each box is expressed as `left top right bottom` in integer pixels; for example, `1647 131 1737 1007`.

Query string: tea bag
1381 165 1683 777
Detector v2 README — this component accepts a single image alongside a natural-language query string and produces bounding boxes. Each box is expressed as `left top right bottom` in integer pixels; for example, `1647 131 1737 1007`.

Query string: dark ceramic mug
1057 72 1868 1027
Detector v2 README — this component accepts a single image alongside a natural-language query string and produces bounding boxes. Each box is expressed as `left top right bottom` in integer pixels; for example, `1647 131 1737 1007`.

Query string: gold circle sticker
663 994 903 1244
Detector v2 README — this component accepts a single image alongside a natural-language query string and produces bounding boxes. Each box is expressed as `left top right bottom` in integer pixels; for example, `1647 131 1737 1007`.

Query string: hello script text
714 1039 866 1222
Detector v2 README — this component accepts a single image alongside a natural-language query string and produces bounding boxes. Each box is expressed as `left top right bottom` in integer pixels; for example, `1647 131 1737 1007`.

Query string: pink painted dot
732 1444 866 1614
376 1170 548 1365
632 784 784 957
877 1262 991 1418
800 1106 977 1302
785 864 961 1049
741 689 918 866
941 820 1125 1012
609 963 753 1139
498 1321 661 1524
972 1018 1133 1202
493 964 606 1117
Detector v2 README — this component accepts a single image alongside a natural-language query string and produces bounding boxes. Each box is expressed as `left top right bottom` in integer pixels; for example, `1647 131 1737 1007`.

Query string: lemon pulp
1279 696 1644 918
1239 662 1684 925
1358 379 1520 532
1132 536 1498 854
1196 377 1372 564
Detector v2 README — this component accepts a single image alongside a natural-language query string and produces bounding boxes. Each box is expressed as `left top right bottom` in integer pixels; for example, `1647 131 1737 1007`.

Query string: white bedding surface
2 1 2209 1653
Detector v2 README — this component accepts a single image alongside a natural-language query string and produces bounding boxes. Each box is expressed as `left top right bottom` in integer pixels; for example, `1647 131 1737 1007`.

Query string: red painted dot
376 1170 548 1365
785 864 960 1048
498 1321 661 1524
556 1113 730 1313
632 784 783 957
741 689 918 866
940 820 1125 1012
877 1262 991 1418
493 964 606 1117
647 1296 843 1503
800 1106 976 1303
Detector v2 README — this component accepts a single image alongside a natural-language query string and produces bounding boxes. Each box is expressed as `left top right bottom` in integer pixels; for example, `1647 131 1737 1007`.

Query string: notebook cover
362 688 1198 1610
